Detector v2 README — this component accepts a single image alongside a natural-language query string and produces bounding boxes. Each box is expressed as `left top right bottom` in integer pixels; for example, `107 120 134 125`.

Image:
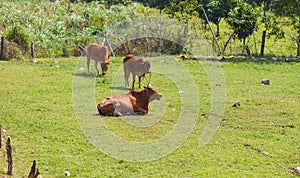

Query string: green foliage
0 1 149 58
80 0 129 6
264 15 285 40
5 25 30 52
164 0 198 24
135 0 170 12
226 2 258 45
204 0 237 36
270 0 300 32
270 0 300 56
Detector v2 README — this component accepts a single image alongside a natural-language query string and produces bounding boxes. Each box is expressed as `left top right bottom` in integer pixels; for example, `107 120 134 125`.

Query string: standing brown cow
123 54 151 90
87 43 110 76
97 86 162 116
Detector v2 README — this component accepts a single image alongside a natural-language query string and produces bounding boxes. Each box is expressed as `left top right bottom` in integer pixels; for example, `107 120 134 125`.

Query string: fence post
31 41 35 58
6 137 13 175
28 160 40 178
260 30 266 57
0 125 2 149
0 36 4 60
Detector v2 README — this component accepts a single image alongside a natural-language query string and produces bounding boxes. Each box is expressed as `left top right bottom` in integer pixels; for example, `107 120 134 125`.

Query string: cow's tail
123 54 135 64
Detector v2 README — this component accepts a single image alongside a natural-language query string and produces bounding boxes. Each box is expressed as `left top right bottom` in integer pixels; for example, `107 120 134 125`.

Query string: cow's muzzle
150 93 162 102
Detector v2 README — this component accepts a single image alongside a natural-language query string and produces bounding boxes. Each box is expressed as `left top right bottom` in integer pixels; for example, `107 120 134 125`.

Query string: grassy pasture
0 57 299 177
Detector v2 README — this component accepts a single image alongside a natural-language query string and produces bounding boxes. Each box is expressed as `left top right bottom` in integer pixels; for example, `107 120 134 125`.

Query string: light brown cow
123 54 151 90
97 86 162 116
87 43 110 76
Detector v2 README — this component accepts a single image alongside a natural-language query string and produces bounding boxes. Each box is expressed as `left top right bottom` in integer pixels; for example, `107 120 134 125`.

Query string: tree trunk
202 8 221 54
216 23 220 37
297 36 300 57
222 33 233 53
263 0 267 19
242 38 246 54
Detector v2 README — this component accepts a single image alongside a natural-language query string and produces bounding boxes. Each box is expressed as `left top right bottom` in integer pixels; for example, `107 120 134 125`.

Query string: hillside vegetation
0 0 299 59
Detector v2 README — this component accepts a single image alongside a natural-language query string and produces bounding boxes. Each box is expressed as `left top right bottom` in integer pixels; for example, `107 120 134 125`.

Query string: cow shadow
72 72 95 78
110 86 130 91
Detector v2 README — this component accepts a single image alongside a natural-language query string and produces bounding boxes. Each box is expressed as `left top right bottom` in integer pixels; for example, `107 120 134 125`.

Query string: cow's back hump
123 54 135 64
87 43 109 62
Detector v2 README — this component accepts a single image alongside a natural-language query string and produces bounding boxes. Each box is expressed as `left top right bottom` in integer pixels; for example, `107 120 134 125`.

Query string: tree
226 2 258 49
244 0 272 56
271 0 300 57
244 0 272 20
203 0 236 37
164 0 198 25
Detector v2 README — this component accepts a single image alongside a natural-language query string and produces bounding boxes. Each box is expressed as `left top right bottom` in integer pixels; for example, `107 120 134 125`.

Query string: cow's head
144 86 162 102
101 61 110 76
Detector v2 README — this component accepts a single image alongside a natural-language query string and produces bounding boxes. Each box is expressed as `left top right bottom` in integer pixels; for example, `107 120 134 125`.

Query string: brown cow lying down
87 43 110 76
123 54 151 90
97 86 162 116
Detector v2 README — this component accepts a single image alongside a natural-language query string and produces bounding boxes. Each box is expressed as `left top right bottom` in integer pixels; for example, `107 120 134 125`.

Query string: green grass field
0 57 299 177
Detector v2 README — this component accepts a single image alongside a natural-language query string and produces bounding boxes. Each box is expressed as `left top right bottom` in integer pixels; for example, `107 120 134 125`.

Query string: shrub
5 25 30 53
1 39 23 61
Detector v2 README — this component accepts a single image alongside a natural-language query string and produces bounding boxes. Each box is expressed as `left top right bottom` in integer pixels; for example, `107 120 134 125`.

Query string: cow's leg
132 74 136 90
124 70 130 87
97 101 117 116
138 76 142 88
134 106 147 115
113 110 122 117
87 56 91 74
94 60 100 77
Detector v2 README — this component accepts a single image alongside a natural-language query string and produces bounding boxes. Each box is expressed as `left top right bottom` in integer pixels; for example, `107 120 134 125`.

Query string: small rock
180 55 188 60
232 102 240 107
261 79 270 85
65 171 71 176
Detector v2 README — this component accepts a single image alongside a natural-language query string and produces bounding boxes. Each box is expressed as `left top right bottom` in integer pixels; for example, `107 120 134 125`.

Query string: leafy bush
0 1 150 58
5 25 30 53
